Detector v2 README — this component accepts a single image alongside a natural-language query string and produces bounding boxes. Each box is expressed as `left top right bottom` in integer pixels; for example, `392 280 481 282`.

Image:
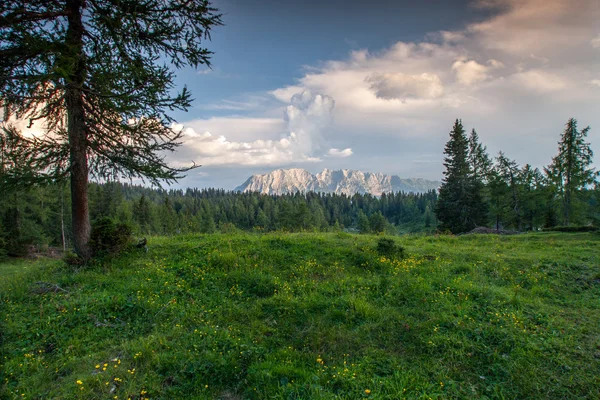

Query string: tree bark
65 0 91 259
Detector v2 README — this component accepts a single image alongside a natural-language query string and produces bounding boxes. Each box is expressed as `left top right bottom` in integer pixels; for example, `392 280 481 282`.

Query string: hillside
1 232 599 399
235 168 440 196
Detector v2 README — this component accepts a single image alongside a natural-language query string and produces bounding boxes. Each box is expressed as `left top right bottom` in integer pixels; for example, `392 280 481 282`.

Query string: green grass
1 232 599 399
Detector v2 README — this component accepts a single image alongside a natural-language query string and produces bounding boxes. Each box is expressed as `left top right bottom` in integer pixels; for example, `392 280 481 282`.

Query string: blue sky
160 0 600 190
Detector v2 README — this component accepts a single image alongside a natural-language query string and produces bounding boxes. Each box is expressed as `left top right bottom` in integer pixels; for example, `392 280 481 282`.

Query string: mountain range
234 168 440 196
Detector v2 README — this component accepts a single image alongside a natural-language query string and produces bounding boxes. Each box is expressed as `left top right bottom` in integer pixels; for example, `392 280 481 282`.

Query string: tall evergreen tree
468 129 492 183
1 1 222 258
466 129 489 226
436 119 484 233
133 194 151 234
520 164 544 230
496 152 522 230
357 210 371 234
546 119 597 225
369 211 387 233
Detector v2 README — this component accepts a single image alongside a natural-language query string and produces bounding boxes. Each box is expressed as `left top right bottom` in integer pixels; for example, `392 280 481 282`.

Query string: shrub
89 217 133 257
63 251 85 266
376 237 405 258
219 222 241 234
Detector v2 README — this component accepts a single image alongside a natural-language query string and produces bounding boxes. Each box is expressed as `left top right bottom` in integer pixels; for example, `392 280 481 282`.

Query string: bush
89 217 133 257
63 251 85 266
219 222 242 234
376 237 405 258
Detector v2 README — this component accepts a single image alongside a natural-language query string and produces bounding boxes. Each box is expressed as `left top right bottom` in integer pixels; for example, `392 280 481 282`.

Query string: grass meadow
1 232 599 399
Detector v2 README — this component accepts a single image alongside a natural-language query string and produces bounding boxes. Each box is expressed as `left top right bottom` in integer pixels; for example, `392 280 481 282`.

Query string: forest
0 183 438 256
1 115 599 258
435 118 598 234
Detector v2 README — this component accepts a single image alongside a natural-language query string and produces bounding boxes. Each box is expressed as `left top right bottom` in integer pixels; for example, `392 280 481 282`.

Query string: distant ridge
234 168 439 196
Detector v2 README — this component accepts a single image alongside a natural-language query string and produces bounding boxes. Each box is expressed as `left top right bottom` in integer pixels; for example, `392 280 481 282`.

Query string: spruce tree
357 210 370 234
436 119 481 233
466 129 489 227
369 211 387 233
546 118 597 225
133 194 151 234
468 129 492 182
496 152 522 230
1 1 222 258
520 164 544 230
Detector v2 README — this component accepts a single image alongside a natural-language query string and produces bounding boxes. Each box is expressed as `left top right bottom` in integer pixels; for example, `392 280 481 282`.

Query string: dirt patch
26 246 65 259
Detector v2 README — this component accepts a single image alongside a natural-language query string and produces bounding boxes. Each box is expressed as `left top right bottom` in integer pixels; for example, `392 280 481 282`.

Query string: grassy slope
1 232 599 399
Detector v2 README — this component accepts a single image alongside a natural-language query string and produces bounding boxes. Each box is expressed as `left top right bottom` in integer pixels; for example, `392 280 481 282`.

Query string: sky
139 0 599 189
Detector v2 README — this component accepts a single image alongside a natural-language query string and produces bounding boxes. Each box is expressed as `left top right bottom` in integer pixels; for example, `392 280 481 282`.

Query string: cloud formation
327 148 353 158
172 91 350 167
174 0 598 187
366 72 444 100
451 59 489 86
267 0 599 177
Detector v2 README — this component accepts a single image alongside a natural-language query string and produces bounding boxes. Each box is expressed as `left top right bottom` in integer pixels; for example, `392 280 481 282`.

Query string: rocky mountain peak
235 168 439 196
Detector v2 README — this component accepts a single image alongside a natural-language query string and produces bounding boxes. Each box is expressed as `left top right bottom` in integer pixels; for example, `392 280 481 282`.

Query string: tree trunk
66 0 91 259
60 184 66 252
564 189 571 226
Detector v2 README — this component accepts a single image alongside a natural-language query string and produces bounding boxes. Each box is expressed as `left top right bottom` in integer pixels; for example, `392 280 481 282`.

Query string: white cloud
284 91 335 155
452 59 489 86
366 72 444 100
170 127 322 167
176 117 284 145
591 79 600 87
591 35 600 48
327 148 353 158
174 91 345 167
509 69 566 92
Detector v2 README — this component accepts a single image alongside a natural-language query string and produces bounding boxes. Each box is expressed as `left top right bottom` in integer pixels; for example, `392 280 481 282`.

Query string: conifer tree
468 129 492 183
436 119 482 233
466 129 489 227
369 211 387 233
1 1 222 258
357 210 370 234
546 119 597 225
133 194 151 234
496 152 522 230
520 164 544 230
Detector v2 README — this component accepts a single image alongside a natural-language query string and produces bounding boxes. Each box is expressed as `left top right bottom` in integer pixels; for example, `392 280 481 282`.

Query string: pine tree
369 211 387 234
466 129 489 227
357 210 370 234
546 119 597 225
496 152 522 230
1 1 222 258
255 209 269 230
424 204 434 228
468 129 492 183
520 164 544 230
133 195 151 234
436 119 482 233
160 197 176 235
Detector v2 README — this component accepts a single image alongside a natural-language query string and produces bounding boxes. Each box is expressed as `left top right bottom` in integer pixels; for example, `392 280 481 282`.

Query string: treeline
436 118 599 233
0 183 437 256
